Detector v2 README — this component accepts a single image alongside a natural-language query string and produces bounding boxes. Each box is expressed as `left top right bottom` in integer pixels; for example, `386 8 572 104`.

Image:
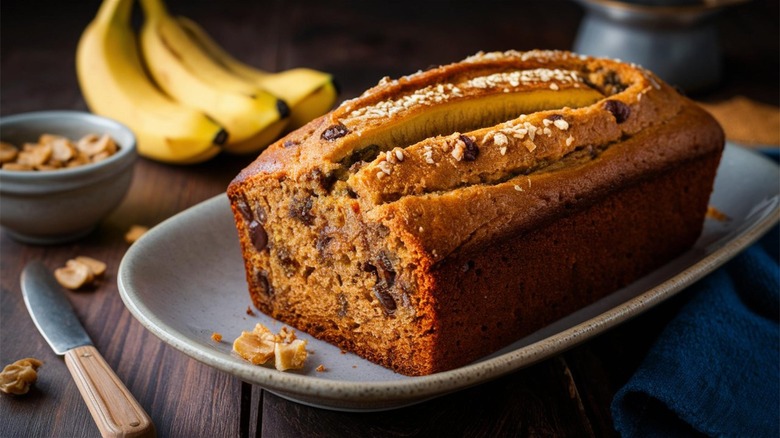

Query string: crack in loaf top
235 50 685 204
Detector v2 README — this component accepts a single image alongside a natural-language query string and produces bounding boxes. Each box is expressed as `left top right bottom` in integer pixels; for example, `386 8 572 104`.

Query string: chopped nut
211 332 223 343
553 119 569 130
233 323 277 365
0 358 43 395
274 339 308 371
74 256 107 277
17 144 52 167
451 143 465 161
0 142 18 163
77 134 116 157
54 260 94 290
0 133 119 171
125 225 149 244
233 323 309 371
48 137 77 163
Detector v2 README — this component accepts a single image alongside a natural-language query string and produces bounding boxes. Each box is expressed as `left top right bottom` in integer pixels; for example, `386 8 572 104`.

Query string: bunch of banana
76 0 225 164
76 0 338 164
175 16 339 131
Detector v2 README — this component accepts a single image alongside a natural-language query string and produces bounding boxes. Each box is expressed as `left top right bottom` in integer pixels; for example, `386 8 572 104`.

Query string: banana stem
95 0 134 26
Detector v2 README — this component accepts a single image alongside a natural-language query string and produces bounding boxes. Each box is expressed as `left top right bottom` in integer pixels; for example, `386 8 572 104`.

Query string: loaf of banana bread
227 50 724 376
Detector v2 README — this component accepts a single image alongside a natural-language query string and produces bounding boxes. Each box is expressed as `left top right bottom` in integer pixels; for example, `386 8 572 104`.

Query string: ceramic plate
118 144 779 411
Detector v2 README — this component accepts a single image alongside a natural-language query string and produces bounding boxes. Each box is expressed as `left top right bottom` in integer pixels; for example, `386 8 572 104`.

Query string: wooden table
2 1 777 436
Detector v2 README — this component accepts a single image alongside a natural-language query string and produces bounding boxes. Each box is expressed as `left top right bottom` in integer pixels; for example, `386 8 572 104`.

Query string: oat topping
451 142 465 161
341 67 583 127
493 132 509 147
553 119 570 130
423 145 435 164
463 49 575 64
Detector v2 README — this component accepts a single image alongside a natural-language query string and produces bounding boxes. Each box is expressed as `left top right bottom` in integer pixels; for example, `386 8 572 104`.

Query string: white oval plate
118 144 779 411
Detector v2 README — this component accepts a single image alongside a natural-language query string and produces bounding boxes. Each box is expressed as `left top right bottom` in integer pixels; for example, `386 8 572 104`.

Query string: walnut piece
0 141 19 163
233 323 308 371
274 339 308 371
1 133 119 171
233 324 277 365
54 260 94 290
74 256 107 277
0 358 43 395
124 225 149 244
54 256 107 290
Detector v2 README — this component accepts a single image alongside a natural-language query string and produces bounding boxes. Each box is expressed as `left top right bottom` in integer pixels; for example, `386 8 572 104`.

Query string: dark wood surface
1 1 777 437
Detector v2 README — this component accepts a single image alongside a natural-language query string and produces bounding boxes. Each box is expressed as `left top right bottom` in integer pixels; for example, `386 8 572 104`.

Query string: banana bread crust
227 50 724 376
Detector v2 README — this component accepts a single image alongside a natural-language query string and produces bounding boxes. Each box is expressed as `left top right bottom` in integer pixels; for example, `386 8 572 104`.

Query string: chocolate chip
604 100 631 124
256 270 272 296
373 284 397 314
460 135 479 161
548 114 564 121
283 140 298 148
289 194 314 225
375 252 396 288
248 220 268 251
321 123 349 141
234 194 253 222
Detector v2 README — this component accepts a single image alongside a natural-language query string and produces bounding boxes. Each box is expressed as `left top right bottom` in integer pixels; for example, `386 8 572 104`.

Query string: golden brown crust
227 50 724 376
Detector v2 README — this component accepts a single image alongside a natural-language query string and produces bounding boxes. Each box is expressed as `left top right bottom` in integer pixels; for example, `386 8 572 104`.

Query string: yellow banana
139 0 289 154
76 0 226 164
176 16 339 130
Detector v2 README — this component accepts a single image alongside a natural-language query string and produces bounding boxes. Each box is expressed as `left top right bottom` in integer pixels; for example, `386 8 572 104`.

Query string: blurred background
1 0 777 112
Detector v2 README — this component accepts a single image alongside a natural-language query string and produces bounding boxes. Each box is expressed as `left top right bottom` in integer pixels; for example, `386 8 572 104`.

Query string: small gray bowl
0 111 137 244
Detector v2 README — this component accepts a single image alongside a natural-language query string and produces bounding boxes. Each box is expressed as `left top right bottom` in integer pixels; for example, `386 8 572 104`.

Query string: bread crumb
315 364 326 372
706 205 730 222
246 306 255 316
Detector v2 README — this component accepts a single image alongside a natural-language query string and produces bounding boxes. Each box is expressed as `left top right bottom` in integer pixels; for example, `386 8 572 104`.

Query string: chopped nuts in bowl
0 111 137 244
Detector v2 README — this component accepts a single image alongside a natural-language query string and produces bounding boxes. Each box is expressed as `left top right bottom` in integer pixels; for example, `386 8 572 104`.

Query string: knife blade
21 261 155 438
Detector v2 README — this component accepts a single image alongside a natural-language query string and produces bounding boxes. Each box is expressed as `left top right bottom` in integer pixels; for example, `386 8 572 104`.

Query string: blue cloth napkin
611 221 780 437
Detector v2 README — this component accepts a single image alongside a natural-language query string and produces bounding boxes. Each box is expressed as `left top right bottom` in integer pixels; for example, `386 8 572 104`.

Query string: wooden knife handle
65 345 155 438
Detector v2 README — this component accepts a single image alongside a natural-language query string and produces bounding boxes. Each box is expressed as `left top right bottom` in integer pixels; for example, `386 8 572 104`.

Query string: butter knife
21 261 155 438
